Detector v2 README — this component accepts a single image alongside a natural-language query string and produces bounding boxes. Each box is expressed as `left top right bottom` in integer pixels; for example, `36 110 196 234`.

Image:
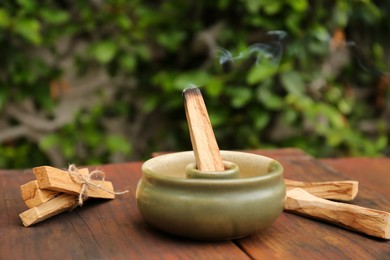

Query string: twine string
68 164 129 206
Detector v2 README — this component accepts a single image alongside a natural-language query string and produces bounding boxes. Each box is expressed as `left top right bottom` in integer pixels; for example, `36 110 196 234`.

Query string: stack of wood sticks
19 166 117 227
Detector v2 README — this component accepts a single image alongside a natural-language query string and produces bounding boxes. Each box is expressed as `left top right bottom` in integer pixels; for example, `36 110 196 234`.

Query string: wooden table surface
1 148 389 259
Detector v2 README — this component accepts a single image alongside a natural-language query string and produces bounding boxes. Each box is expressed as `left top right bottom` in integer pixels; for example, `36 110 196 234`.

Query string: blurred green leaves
90 41 118 64
281 71 305 96
40 9 69 25
0 0 389 169
0 8 10 27
228 87 252 108
14 18 41 45
106 135 132 155
247 63 279 84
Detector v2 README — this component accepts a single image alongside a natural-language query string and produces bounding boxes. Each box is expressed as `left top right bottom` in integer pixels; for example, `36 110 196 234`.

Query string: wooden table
1 149 389 259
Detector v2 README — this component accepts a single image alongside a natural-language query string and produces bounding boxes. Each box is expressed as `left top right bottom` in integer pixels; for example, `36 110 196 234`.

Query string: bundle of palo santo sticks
19 165 126 227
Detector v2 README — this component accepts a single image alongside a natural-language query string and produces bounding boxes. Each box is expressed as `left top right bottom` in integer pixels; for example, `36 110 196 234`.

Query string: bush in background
0 0 389 168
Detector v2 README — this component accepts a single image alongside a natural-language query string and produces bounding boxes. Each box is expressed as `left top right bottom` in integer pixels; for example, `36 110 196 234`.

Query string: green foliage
0 0 389 168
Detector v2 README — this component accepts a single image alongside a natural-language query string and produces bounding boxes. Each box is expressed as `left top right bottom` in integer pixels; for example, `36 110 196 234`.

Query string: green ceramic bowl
136 151 285 240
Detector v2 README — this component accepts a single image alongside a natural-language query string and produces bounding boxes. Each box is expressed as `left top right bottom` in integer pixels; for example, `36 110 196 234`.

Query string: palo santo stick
21 168 90 208
284 179 358 201
285 188 390 239
183 87 224 172
21 180 59 208
19 194 76 227
34 166 115 199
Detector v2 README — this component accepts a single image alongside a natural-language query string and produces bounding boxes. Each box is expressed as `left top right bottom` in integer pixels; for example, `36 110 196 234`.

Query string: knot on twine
68 164 129 206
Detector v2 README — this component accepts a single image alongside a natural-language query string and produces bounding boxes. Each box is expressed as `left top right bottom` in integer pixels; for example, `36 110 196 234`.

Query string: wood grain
285 188 389 239
20 180 59 208
1 163 249 259
1 150 389 259
183 87 224 172
284 178 358 201
235 152 390 259
19 194 76 227
33 166 115 199
20 168 90 208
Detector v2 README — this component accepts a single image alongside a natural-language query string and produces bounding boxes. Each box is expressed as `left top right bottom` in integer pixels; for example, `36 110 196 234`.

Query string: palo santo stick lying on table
21 168 90 208
20 180 59 208
183 87 224 172
285 188 390 239
34 166 115 199
19 194 77 227
284 179 358 202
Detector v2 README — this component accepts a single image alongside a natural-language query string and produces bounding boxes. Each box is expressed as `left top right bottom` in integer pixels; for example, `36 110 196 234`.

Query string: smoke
216 29 388 76
217 30 287 73
348 43 390 76
217 48 243 72
317 31 389 76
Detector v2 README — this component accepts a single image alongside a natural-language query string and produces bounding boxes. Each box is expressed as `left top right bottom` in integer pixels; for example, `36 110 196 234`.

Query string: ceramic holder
186 160 239 179
136 151 285 240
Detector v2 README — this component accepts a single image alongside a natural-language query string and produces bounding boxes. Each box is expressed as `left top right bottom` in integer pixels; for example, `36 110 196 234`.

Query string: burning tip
182 86 202 99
